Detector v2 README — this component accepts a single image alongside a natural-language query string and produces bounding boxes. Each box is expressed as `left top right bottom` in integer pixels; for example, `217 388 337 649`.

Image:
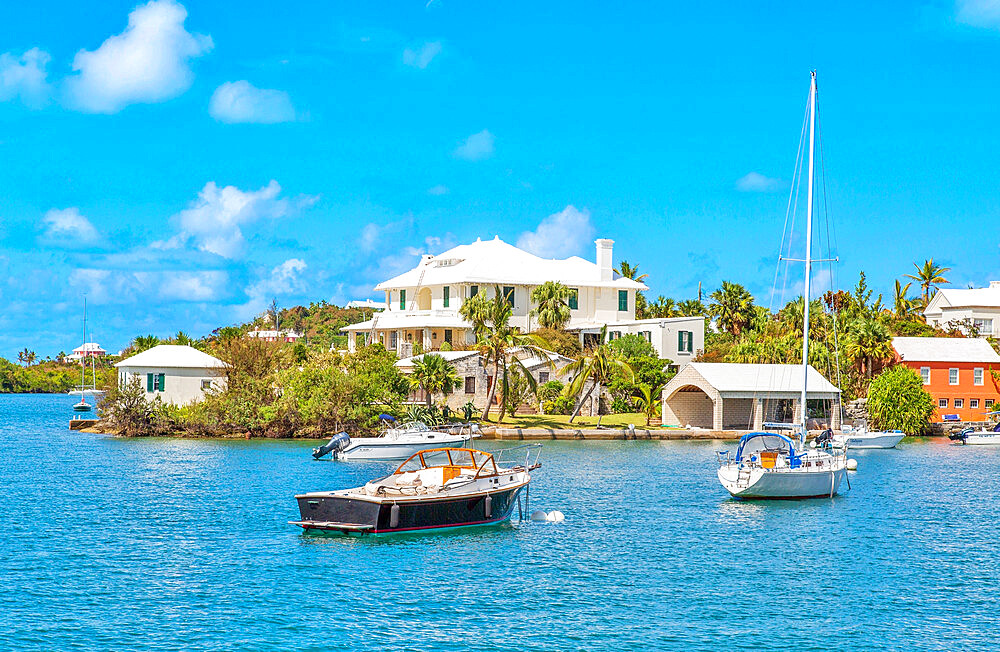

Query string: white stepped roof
688 362 840 394
115 345 227 369
892 337 1000 363
374 236 647 291
72 342 105 353
929 286 1000 310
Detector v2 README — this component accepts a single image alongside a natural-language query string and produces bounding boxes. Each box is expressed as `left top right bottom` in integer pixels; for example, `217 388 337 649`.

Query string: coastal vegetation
866 366 935 434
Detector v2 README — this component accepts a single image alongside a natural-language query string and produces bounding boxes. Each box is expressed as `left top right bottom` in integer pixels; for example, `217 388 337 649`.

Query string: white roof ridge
115 344 228 369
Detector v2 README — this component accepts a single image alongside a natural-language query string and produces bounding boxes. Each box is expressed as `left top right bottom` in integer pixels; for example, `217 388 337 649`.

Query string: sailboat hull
718 464 846 499
831 432 905 449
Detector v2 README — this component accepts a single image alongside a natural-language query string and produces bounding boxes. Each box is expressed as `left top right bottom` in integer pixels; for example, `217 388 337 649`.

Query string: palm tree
843 317 894 379
676 299 705 316
132 335 160 354
560 327 634 423
174 331 194 346
409 353 461 407
905 259 951 304
460 288 549 421
530 281 573 330
892 280 919 319
634 380 667 426
616 260 648 283
708 281 755 338
650 296 676 318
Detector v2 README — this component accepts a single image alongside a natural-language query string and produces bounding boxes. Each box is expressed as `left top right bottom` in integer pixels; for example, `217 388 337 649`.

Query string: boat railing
719 448 846 470
490 443 543 473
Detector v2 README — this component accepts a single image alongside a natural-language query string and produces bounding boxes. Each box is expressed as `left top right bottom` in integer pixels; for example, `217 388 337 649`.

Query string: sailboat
716 71 849 499
69 298 99 413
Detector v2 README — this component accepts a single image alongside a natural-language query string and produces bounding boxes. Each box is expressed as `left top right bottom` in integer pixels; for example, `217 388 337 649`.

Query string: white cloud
64 0 212 113
209 80 295 124
238 258 308 318
957 0 1000 27
42 208 100 245
516 205 595 259
403 41 442 69
427 184 449 196
158 180 296 259
453 129 494 161
0 48 51 108
144 270 228 301
735 171 786 193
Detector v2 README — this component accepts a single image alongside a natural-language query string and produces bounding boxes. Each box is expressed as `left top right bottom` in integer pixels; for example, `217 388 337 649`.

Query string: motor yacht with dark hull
291 446 540 535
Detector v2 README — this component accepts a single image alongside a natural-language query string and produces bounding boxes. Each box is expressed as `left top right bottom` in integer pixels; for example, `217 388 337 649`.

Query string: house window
470 285 479 297
975 368 984 386
201 379 212 391
920 367 930 385
678 331 694 354
618 290 628 311
503 286 515 307
390 331 398 348
464 376 476 394
443 286 450 308
974 318 993 335
642 331 652 343
971 399 980 409
955 398 965 409
399 289 406 310
949 368 959 385
939 398 948 408
569 289 579 310
539 372 549 383
987 399 995 408
444 329 452 344
146 373 165 392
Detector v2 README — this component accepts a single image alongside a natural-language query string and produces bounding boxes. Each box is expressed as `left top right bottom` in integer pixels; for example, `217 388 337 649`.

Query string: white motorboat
950 424 1000 445
313 421 479 461
830 424 905 449
716 71 848 499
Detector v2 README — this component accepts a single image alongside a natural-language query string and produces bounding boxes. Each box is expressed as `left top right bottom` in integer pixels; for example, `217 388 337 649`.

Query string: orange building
892 337 1000 423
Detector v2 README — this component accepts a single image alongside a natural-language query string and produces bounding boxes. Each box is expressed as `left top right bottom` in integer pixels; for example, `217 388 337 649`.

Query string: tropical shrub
532 328 582 358
99 377 174 437
542 395 575 415
866 365 934 434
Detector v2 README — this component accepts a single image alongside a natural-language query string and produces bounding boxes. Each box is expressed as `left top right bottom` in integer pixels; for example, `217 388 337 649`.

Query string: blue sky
3 0 1000 357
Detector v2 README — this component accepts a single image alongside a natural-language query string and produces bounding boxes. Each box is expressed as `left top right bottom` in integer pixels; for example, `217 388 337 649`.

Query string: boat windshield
393 448 496 476
735 432 795 461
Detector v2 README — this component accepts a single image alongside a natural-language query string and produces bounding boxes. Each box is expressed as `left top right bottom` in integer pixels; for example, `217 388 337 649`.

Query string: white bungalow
661 362 842 431
246 329 303 343
344 235 704 363
924 282 1000 336
115 345 227 406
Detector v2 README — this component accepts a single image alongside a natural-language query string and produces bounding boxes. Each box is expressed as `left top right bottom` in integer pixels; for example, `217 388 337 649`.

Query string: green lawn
485 412 655 429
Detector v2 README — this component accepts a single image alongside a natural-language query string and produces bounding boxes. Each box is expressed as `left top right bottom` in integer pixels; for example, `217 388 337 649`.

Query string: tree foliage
866 365 934 434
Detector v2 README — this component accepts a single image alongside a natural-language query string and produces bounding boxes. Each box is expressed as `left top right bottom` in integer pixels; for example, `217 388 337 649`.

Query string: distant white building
115 345 227 406
343 235 703 363
246 329 303 343
570 316 706 367
924 282 1000 336
66 342 106 362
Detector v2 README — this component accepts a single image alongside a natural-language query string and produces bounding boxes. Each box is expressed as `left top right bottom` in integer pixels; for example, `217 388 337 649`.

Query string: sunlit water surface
3 394 999 650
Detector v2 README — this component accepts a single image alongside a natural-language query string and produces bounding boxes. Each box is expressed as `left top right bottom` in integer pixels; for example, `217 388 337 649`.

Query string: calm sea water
3 394 1000 650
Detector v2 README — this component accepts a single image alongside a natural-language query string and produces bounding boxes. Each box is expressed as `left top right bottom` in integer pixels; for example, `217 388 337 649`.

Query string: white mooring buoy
847 459 858 471
546 510 565 523
530 510 549 522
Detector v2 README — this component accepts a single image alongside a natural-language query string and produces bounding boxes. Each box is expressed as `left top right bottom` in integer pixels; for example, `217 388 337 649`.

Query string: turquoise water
4 394 1000 650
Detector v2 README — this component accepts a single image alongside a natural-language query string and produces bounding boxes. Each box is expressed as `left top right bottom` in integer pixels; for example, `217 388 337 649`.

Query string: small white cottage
115 345 227 405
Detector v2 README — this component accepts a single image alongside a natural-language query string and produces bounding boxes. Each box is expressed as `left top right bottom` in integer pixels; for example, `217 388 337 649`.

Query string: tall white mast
800 70 817 447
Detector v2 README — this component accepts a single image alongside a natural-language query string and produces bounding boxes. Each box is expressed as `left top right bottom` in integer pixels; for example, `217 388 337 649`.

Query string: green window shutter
443 286 450 308
618 290 628 311
158 373 166 391
400 289 406 310
569 289 578 310
146 373 153 392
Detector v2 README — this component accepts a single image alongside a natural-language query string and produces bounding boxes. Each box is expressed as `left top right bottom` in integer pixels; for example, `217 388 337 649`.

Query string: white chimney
596 239 614 281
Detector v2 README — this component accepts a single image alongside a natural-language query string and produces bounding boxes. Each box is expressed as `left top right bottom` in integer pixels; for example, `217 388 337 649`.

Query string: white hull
718 456 847 499
960 432 1000 446
339 434 471 461
831 432 905 449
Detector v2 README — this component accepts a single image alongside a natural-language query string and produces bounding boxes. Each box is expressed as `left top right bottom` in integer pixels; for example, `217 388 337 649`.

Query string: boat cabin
392 448 500 487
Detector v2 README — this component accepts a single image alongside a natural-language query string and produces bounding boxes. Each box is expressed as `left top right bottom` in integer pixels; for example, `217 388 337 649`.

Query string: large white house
344 236 705 363
115 345 227 406
924 282 1000 336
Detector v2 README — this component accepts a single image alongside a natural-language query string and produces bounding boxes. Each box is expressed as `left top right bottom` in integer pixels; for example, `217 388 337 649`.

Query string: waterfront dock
479 426 836 441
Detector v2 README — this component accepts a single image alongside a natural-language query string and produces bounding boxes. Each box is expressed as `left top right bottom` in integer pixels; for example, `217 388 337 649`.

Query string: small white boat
950 424 1000 445
830 424 905 449
718 432 847 499
313 421 479 461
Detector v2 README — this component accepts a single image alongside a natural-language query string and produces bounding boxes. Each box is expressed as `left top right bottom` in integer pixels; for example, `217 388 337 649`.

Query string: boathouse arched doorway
663 384 715 429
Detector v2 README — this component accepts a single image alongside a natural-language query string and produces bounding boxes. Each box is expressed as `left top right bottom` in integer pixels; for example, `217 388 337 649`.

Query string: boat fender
484 494 492 519
530 510 548 522
389 503 400 528
546 510 565 523
312 432 351 459
846 459 858 471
